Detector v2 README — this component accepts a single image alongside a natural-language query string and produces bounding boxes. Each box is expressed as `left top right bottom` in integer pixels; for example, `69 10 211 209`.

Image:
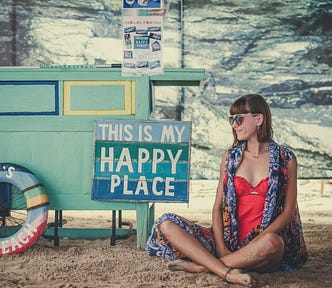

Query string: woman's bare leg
221 233 285 273
167 260 246 285
159 220 253 286
167 259 207 273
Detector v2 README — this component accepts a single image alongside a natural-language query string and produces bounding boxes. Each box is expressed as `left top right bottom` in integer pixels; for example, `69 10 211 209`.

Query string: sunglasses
229 113 258 126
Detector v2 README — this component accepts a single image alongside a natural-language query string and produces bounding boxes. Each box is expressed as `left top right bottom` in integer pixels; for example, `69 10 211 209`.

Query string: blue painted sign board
92 120 191 202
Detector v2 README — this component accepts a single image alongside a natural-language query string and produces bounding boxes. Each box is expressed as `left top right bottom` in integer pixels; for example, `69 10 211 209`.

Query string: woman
145 94 308 286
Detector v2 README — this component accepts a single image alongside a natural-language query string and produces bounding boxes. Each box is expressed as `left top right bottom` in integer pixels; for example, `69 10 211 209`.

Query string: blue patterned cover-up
145 140 308 271
145 212 216 261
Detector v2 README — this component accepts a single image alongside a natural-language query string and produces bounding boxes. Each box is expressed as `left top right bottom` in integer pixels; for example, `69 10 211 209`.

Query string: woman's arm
262 157 298 234
212 152 231 258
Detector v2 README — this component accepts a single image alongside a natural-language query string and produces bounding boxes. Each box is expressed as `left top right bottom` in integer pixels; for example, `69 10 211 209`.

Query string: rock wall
0 0 331 178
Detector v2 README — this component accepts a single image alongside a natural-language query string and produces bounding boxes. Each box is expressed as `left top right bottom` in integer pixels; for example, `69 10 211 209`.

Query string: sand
0 179 331 288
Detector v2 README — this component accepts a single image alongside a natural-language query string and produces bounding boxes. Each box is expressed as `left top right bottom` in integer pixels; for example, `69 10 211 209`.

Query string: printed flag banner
123 0 163 9
122 1 169 76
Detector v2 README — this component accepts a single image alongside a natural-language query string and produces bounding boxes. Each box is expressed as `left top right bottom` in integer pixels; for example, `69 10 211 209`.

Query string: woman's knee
258 233 284 257
159 219 175 237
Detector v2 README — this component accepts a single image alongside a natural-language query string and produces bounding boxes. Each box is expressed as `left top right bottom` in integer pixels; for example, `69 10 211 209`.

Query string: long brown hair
230 94 273 147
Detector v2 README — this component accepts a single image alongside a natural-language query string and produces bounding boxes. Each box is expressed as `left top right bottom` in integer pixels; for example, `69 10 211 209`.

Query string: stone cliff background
0 0 331 179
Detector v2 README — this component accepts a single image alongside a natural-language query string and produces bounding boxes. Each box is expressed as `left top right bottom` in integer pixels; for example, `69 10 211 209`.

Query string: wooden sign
92 120 191 202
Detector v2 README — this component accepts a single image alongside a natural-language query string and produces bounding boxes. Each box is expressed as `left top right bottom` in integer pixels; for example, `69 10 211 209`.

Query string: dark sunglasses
229 113 258 126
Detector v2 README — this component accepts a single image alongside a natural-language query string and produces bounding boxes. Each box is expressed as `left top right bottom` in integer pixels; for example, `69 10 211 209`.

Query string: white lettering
118 124 123 141
124 125 133 141
143 125 153 141
110 175 121 192
100 147 114 172
152 149 164 173
138 148 150 173
24 223 37 237
134 176 148 195
165 177 175 196
107 124 119 141
116 148 134 173
138 125 143 141
174 126 185 142
123 175 133 195
167 149 182 174
1 240 10 254
98 123 108 140
152 177 163 196
161 125 175 142
0 223 38 254
108 175 176 198
10 237 23 250
17 231 29 244
6 166 15 179
98 123 134 141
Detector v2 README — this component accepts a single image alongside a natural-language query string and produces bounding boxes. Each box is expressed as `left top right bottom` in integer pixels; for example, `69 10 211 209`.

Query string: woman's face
229 113 261 141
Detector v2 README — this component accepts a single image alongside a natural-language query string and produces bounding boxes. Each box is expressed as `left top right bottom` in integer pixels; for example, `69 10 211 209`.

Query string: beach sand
0 180 331 288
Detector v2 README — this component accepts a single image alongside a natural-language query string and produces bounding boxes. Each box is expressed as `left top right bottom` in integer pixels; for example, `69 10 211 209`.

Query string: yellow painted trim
63 81 71 115
63 80 135 115
131 81 136 114
123 81 131 114
26 194 49 209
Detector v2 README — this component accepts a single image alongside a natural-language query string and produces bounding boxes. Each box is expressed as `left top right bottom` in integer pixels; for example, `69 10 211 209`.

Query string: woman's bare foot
167 259 207 273
225 268 254 287
167 261 254 287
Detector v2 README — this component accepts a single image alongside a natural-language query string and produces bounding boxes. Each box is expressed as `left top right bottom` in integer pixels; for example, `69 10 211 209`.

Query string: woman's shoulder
279 145 295 159
226 141 246 153
275 142 296 164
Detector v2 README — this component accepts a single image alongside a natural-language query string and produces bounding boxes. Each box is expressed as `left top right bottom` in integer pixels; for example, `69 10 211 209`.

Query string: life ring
0 163 48 256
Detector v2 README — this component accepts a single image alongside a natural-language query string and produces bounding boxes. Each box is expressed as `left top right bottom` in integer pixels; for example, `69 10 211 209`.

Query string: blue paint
92 120 191 203
0 81 59 116
94 119 191 143
94 161 189 180
0 171 39 191
92 178 188 202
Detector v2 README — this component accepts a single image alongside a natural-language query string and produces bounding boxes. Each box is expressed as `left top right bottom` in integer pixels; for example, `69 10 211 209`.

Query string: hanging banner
123 0 163 9
122 1 169 76
92 119 191 203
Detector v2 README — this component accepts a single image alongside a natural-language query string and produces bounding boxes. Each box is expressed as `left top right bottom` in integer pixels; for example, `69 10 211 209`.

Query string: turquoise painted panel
0 131 96 209
0 131 138 210
0 81 59 115
70 85 124 110
44 227 134 239
0 68 205 209
0 67 205 248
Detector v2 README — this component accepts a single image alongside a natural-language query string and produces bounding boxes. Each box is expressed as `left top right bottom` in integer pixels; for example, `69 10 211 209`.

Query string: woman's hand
217 245 231 258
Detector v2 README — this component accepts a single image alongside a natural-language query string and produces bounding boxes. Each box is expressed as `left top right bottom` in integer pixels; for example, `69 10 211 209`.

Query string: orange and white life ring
0 163 48 256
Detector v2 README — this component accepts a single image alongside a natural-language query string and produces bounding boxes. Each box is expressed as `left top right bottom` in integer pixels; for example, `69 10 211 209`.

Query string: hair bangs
229 98 250 115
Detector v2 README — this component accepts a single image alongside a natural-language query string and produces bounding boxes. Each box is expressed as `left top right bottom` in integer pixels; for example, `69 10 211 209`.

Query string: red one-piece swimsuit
234 176 269 242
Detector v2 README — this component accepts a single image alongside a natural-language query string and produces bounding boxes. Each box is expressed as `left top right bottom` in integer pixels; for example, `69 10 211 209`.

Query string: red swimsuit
234 176 269 242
